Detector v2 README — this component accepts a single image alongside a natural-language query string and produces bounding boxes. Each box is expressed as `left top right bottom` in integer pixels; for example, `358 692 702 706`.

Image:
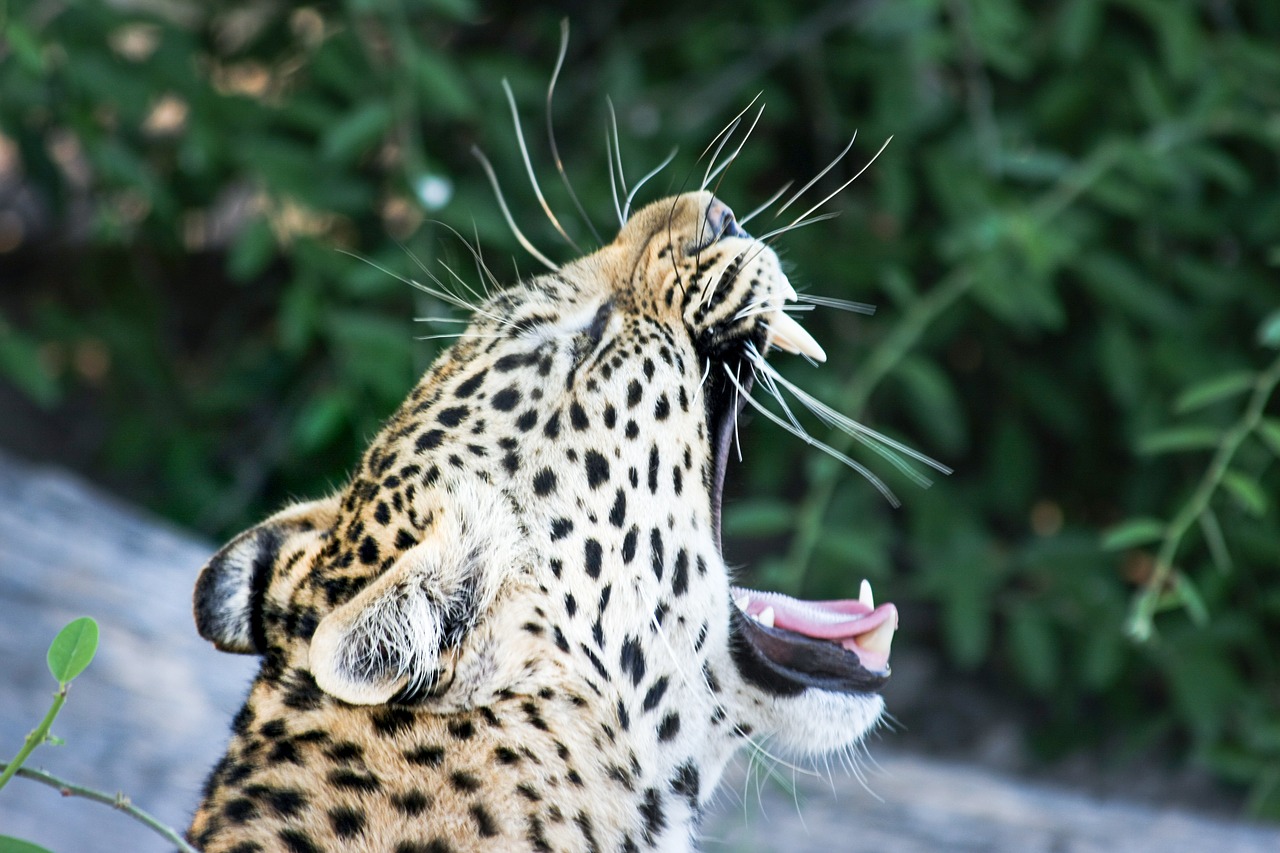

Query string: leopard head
195 189 898 789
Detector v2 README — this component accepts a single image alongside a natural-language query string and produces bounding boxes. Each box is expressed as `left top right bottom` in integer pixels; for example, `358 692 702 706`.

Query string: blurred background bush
2 0 1279 819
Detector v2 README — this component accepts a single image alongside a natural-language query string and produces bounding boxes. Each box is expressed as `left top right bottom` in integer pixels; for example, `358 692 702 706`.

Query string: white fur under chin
766 690 885 757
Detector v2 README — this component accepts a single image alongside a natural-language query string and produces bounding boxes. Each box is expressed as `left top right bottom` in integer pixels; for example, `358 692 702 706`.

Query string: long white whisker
748 345 951 480
469 221 496 298
785 135 894 230
796 294 876 315
704 101 765 191
701 114 742 189
738 180 794 228
605 125 624 226
757 368 807 437
337 249 475 314
546 19 602 245
471 145 559 272
732 296 815 322
776 132 858 217
607 98 629 212
503 79 581 253
723 362 901 506
427 218 501 295
435 260 516 328
434 256 487 309
732 362 744 462
624 147 678 221
751 211 842 242
697 92 763 165
414 332 506 342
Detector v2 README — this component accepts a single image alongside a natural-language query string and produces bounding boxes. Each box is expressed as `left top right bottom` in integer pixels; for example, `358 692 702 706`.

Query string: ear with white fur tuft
307 483 521 705
193 498 338 654
308 538 460 705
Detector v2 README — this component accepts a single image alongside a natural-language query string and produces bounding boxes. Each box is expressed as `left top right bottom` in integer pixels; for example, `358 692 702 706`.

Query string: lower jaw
727 605 891 697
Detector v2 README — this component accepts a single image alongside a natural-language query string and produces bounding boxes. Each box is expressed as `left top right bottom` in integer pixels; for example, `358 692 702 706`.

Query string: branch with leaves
1105 313 1280 641
0 618 199 853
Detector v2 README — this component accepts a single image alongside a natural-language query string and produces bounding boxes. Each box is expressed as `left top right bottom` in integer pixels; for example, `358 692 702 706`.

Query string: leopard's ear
307 540 449 705
194 497 339 654
308 483 518 705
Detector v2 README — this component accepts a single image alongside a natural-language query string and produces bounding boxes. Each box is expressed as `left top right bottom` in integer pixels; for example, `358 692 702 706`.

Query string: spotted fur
190 192 885 852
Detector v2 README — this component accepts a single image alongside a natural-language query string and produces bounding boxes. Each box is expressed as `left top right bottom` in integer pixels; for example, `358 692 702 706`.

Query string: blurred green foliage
3 0 1280 816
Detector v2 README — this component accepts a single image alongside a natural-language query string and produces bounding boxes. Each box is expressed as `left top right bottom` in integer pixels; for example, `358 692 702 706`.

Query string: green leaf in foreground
0 835 57 853
1101 517 1165 550
46 617 99 684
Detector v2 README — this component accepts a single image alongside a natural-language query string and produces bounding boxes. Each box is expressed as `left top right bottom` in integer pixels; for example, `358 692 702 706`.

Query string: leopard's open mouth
700 211 897 695
707 376 896 696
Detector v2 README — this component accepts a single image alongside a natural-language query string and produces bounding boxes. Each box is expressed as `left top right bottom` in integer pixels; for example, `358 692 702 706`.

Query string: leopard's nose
706 199 749 241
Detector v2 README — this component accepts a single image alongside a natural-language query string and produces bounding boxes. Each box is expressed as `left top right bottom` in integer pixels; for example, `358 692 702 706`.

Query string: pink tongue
732 586 898 674
733 587 895 639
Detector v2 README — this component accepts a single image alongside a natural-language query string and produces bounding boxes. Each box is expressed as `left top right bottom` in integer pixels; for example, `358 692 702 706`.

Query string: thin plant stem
0 763 200 853
0 686 67 791
1127 349 1280 641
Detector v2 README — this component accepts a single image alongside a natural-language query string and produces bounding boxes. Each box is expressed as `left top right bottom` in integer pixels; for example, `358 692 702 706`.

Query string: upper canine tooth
734 593 750 612
859 579 874 609
766 312 827 363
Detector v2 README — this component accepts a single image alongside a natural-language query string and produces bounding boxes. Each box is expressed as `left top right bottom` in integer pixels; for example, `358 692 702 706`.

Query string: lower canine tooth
766 312 827 363
859 579 874 609
756 606 775 628
856 617 895 656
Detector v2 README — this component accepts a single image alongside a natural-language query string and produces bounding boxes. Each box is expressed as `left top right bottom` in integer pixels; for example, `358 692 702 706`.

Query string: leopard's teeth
859 579 874 610
766 312 827 363
755 606 776 628
734 593 751 612
855 615 895 657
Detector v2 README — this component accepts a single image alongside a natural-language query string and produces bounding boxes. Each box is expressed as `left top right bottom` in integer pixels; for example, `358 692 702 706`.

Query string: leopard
188 188 901 853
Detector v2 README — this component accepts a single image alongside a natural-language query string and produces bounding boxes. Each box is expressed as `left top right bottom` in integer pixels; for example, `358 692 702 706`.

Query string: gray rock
1 450 1277 852
0 451 253 851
